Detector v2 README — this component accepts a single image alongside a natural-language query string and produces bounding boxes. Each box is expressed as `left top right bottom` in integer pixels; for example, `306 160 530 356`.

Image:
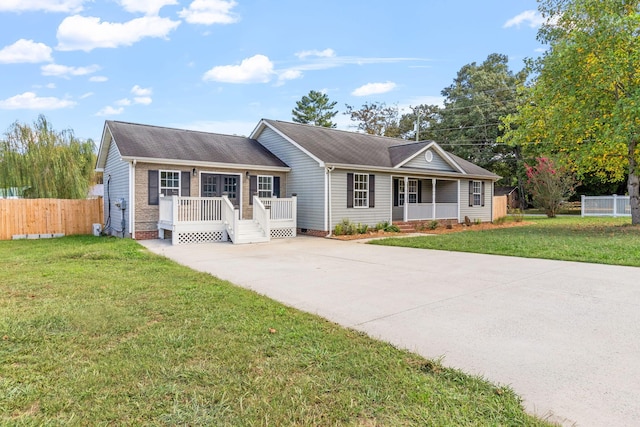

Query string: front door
201 173 240 207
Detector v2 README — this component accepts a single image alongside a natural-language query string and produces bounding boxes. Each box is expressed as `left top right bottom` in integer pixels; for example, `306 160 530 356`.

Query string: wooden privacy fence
0 198 103 240
493 195 507 220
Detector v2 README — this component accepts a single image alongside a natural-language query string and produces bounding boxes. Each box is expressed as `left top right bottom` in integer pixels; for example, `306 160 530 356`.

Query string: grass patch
371 216 640 266
0 236 550 425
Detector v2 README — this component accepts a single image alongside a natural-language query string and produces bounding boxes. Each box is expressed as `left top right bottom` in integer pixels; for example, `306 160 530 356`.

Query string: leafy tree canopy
344 102 401 137
292 90 338 127
0 115 96 199
500 0 640 224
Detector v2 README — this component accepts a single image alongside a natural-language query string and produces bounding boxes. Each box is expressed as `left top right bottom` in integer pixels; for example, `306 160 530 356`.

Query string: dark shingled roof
107 121 288 168
262 120 499 179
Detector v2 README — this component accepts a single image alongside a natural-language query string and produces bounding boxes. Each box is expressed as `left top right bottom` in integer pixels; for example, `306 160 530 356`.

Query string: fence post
581 195 585 217
613 194 618 217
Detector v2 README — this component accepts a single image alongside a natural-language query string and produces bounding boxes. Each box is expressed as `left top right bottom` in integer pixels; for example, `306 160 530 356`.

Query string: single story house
96 119 499 244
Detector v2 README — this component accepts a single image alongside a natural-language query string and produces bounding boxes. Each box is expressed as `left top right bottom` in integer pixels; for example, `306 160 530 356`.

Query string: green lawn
0 236 550 426
371 216 640 266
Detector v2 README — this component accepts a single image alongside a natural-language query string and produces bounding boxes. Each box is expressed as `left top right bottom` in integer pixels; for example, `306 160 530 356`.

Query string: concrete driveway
140 236 640 427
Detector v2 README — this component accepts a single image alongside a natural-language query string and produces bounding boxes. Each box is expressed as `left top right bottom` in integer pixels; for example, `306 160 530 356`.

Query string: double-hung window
353 173 368 207
472 181 482 206
258 175 273 198
408 179 418 204
398 179 405 206
160 171 180 196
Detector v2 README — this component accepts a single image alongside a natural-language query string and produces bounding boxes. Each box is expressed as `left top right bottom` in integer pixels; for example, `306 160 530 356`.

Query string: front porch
158 195 297 245
392 177 458 222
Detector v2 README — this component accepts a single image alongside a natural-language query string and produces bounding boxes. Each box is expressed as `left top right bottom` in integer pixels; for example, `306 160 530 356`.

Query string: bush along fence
581 195 631 217
0 198 103 240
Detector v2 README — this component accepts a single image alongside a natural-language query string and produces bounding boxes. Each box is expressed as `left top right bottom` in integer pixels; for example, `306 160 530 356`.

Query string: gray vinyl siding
459 179 492 222
256 127 325 230
330 171 392 229
436 180 458 203
103 137 130 237
402 150 456 171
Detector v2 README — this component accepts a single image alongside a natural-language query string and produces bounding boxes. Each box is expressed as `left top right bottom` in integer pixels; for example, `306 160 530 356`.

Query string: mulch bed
329 220 531 241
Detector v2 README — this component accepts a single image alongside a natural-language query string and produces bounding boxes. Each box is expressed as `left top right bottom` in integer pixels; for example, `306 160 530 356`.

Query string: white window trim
398 179 405 206
353 173 369 208
160 170 181 197
258 175 273 198
408 179 418 204
472 180 482 206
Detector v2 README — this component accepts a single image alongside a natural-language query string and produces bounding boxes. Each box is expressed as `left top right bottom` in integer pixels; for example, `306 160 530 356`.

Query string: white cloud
351 81 397 97
56 15 180 52
115 98 132 106
0 0 85 13
503 10 545 29
179 0 239 25
0 39 53 64
96 106 125 116
0 92 76 110
90 76 109 82
41 63 101 78
295 48 335 60
79 92 93 99
203 54 274 84
276 69 303 85
119 0 178 15
131 85 152 96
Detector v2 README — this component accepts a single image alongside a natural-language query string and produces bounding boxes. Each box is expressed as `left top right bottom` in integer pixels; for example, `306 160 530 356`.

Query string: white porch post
403 176 409 222
432 178 436 219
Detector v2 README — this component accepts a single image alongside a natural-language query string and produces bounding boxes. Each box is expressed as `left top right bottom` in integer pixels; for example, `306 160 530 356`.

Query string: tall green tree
344 102 401 137
292 90 338 127
0 115 96 199
501 0 640 224
432 53 527 185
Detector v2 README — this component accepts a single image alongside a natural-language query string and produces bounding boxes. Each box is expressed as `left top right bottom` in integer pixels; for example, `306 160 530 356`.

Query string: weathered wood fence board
0 198 103 240
493 195 507 220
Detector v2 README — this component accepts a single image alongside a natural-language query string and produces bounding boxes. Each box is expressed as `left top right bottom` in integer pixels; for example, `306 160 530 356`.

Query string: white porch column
432 178 436 219
403 176 409 222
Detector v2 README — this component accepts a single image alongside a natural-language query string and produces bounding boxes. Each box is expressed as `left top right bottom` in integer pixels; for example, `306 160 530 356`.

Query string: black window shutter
347 173 354 208
469 180 473 207
481 181 485 207
148 170 159 205
418 180 422 203
368 174 375 208
393 179 399 207
249 175 257 205
273 176 280 198
181 171 190 196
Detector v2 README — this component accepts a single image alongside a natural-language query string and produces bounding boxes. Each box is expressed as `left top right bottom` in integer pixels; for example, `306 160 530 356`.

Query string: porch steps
393 221 439 233
234 220 270 244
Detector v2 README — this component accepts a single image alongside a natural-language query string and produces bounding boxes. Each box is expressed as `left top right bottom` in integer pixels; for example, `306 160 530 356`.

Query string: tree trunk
628 139 640 225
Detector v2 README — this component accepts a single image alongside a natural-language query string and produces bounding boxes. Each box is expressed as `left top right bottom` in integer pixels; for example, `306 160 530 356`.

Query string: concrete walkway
140 236 640 427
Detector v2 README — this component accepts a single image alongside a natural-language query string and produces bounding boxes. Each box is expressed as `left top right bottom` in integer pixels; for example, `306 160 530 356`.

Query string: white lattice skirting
177 230 225 244
270 228 295 239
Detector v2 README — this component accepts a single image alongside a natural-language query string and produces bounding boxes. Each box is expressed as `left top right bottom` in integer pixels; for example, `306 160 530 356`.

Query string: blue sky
0 0 545 143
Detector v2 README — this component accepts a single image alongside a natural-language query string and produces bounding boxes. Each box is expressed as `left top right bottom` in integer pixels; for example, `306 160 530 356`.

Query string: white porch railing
158 195 297 244
260 196 297 238
222 195 238 241
253 196 270 239
581 195 631 217
407 203 457 220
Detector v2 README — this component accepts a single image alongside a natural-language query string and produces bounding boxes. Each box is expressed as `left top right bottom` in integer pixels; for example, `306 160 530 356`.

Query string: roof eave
326 162 499 180
120 155 291 172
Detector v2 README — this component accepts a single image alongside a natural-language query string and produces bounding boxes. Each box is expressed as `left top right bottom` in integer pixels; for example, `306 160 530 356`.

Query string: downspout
325 166 334 237
131 159 136 239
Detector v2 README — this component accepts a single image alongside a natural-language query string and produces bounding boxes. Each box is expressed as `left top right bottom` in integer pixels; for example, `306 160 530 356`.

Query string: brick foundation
134 230 159 240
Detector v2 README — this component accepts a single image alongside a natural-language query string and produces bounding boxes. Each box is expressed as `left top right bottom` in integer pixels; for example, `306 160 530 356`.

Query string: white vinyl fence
581 195 631 217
